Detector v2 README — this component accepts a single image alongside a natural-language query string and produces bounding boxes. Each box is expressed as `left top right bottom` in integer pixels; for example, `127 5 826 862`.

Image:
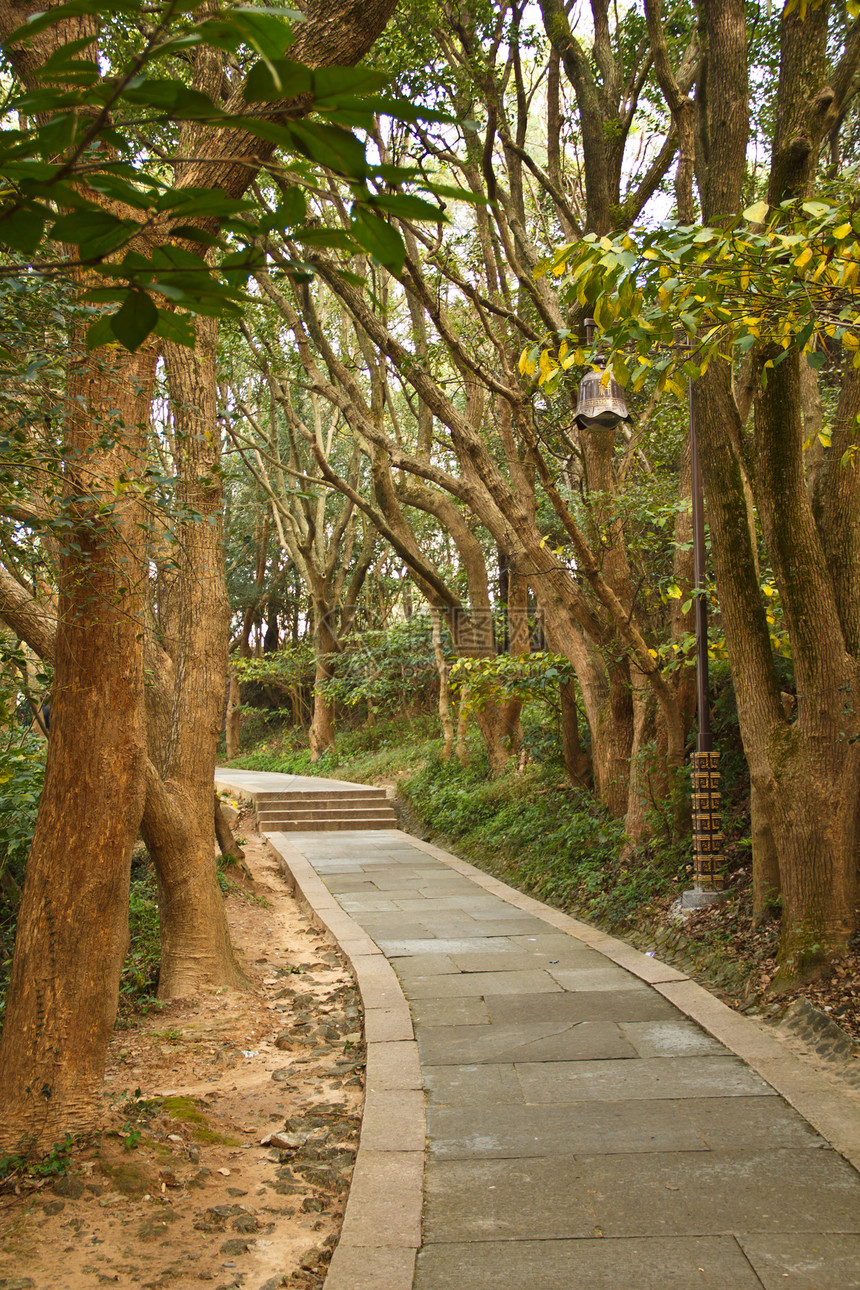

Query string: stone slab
414 1237 763 1289
364 1007 414 1043
325 1245 416 1290
359 1088 426 1152
514 1055 775 1102
679 1095 829 1151
449 949 600 973
376 938 520 957
411 917 555 938
424 1148 860 1242
408 997 491 1028
738 1233 860 1289
486 989 680 1026
618 1020 726 1058
403 970 563 999
427 1097 710 1159
390 954 459 978
340 897 403 913
337 1148 424 1248
422 1063 524 1106
546 964 650 992
364 1039 423 1091
417 1019 636 1066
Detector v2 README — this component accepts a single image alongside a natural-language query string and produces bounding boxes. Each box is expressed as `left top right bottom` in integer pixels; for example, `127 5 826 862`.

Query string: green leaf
266 188 306 228
295 227 358 251
367 193 445 222
351 209 404 274
284 121 367 179
50 209 137 258
154 311 196 347
85 315 117 352
0 208 45 255
110 292 159 352
806 349 826 370
311 66 391 102
243 59 312 102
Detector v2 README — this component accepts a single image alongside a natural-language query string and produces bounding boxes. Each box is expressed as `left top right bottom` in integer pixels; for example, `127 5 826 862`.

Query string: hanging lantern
573 366 631 431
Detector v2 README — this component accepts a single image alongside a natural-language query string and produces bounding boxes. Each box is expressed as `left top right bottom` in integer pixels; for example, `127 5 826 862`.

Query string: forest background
0 0 858 1157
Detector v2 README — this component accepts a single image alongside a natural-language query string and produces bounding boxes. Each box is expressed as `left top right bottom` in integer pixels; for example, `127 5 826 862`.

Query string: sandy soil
0 825 364 1290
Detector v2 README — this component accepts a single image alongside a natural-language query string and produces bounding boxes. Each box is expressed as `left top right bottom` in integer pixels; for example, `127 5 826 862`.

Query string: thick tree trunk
0 340 155 1152
750 784 780 920
144 323 246 999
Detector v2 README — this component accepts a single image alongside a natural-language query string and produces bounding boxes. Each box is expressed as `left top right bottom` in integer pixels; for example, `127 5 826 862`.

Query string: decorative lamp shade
574 367 630 430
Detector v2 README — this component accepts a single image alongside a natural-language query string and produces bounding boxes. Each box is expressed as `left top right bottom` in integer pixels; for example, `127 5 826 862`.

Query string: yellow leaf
794 246 813 270
842 332 860 350
558 339 569 362
833 222 852 239
743 200 769 224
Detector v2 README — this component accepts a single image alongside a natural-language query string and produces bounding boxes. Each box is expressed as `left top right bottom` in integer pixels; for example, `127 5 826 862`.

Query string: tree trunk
225 670 242 759
214 794 245 862
431 608 455 759
456 688 470 766
751 783 780 920
144 323 246 999
309 607 338 760
559 679 592 787
0 339 155 1153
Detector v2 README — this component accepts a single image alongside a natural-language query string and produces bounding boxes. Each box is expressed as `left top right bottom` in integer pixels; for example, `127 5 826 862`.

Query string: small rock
231 1213 258 1234
0 1279 36 1289
220 1238 251 1255
273 1033 301 1052
42 1200 65 1216
167 1134 183 1143
260 1132 306 1150
270 1069 291 1084
52 1176 85 1200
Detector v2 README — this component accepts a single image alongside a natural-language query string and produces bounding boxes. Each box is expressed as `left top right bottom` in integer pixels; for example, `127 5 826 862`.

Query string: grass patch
399 752 691 931
160 1095 240 1146
225 712 441 786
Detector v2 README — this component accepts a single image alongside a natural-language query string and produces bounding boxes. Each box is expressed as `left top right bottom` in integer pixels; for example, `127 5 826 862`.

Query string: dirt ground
0 825 364 1290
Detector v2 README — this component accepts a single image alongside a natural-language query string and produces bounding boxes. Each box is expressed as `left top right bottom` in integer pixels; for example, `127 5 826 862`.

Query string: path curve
216 772 860 1290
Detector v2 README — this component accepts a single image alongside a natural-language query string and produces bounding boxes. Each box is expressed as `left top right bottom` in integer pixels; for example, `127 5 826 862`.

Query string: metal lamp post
573 322 724 904
683 377 725 908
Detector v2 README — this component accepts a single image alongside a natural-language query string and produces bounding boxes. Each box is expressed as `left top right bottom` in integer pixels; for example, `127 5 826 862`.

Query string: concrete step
258 808 397 827
254 787 387 804
263 815 398 832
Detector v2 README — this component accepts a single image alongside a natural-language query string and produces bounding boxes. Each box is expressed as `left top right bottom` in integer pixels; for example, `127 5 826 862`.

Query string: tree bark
143 320 246 998
431 607 455 759
0 337 156 1152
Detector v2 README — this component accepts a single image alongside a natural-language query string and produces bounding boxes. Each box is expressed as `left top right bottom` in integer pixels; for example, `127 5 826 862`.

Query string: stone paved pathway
215 773 860 1290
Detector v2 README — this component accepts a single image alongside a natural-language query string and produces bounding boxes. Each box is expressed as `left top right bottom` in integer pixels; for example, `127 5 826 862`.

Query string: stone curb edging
402 831 860 1172
265 832 424 1290
263 823 860 1290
